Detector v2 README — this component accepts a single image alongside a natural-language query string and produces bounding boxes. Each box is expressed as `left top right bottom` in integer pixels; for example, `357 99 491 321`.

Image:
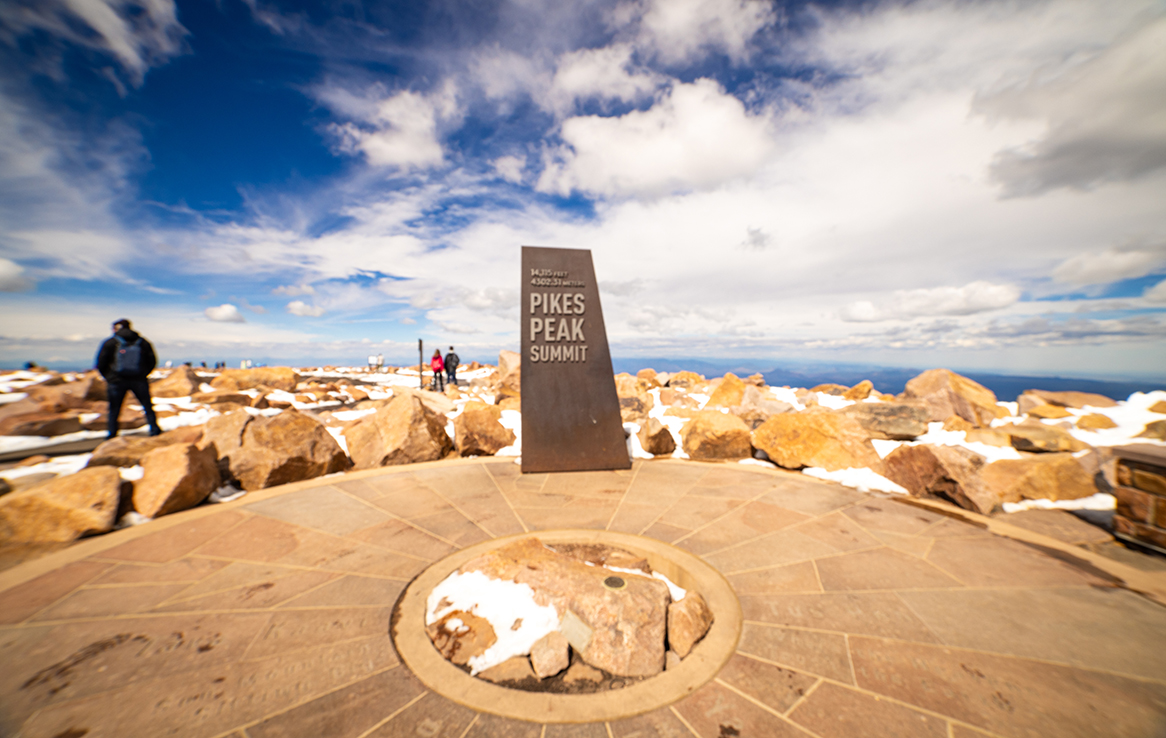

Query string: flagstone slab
1 457 1164 738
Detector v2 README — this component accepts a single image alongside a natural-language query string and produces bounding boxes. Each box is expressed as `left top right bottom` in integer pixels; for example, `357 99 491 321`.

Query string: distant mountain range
609 357 1166 402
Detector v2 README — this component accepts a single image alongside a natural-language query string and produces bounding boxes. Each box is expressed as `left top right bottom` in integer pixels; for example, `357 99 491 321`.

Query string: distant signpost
520 246 630 473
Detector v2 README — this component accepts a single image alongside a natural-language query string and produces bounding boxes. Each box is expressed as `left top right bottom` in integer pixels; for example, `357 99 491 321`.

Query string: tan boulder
211 367 300 392
706 373 747 408
1149 400 1166 414
681 410 752 461
1002 422 1091 453
636 368 661 388
730 385 793 430
88 426 205 468
841 401 929 440
498 350 521 378
0 412 83 437
1076 413 1117 430
659 389 698 409
208 410 350 490
964 428 1012 446
133 443 221 517
1026 403 1073 420
743 373 766 387
530 631 570 679
842 380 874 401
882 444 999 514
943 415 975 432
150 366 202 397
453 402 516 456
667 592 714 658
1137 420 1166 440
478 656 537 685
904 369 998 427
752 410 880 472
461 538 670 677
24 372 105 411
1024 389 1117 409
0 466 121 542
343 393 454 469
667 371 705 390
192 390 252 406
637 417 677 456
394 387 457 416
810 383 849 396
981 453 1098 504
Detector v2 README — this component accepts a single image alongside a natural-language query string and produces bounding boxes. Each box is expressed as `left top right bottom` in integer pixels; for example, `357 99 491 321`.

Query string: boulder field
2 359 1163 547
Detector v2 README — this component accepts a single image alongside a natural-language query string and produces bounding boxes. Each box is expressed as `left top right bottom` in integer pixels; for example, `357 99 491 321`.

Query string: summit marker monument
520 246 630 473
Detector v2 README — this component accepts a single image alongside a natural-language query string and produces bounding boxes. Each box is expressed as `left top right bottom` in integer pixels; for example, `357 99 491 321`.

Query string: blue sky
1 0 1164 378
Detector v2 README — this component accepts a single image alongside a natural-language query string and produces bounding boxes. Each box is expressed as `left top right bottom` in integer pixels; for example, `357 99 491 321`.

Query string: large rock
730 385 792 430
981 453 1097 503
207 410 351 490
668 592 714 658
882 444 999 514
150 366 203 397
211 367 300 392
461 538 670 677
904 369 998 427
530 631 570 679
615 374 654 422
24 372 105 411
88 426 205 468
0 412 83 437
0 466 121 542
841 401 929 440
1001 422 1091 453
1137 420 1166 441
666 371 705 390
133 443 221 517
191 390 252 406
1077 413 1117 430
681 410 752 460
1023 389 1117 409
343 393 454 469
705 373 747 408
427 610 497 667
752 410 881 472
843 380 874 401
453 401 516 456
496 350 522 403
637 417 677 456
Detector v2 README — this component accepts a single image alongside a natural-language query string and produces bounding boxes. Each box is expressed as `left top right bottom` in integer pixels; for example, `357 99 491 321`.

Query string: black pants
431 372 444 391
107 378 161 438
446 368 457 386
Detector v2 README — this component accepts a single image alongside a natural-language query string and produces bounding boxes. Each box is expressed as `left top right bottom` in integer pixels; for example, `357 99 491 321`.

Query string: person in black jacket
95 319 162 438
444 346 459 387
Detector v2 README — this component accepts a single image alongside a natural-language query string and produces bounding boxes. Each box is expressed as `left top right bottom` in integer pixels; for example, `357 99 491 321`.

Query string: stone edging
390 528 743 723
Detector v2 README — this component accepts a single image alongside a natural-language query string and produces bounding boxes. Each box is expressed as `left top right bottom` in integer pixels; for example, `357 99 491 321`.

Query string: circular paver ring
391 528 743 723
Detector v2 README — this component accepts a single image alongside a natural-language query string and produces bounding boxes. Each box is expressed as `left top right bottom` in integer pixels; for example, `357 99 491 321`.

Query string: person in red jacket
430 349 445 391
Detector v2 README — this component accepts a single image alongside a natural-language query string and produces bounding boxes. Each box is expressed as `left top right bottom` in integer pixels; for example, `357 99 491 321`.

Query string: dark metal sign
520 246 630 473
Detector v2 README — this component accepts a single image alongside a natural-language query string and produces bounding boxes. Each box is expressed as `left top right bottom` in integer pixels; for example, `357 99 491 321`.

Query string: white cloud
493 155 526 183
639 0 774 65
980 17 1166 196
330 85 457 170
272 283 316 296
0 258 34 292
0 0 186 84
538 79 773 197
287 300 325 317
548 44 659 113
840 282 1021 322
1052 247 1165 286
1145 279 1166 304
205 304 246 322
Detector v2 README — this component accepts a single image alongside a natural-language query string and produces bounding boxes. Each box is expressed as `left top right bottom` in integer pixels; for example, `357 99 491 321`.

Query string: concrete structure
2 458 1165 737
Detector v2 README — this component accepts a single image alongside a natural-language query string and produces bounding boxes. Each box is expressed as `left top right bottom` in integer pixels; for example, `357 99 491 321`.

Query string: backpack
114 336 143 376
446 352 459 369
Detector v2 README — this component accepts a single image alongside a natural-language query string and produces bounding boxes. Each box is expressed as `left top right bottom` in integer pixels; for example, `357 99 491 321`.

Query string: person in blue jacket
95 319 162 438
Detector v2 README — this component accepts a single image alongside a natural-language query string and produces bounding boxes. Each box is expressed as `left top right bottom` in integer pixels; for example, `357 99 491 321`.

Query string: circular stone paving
1 457 1165 738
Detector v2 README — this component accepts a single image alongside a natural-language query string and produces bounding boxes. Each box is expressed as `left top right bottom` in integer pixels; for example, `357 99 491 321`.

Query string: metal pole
418 339 423 390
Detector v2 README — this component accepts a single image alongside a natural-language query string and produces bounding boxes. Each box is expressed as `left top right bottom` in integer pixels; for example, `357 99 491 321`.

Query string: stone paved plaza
2 458 1165 737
